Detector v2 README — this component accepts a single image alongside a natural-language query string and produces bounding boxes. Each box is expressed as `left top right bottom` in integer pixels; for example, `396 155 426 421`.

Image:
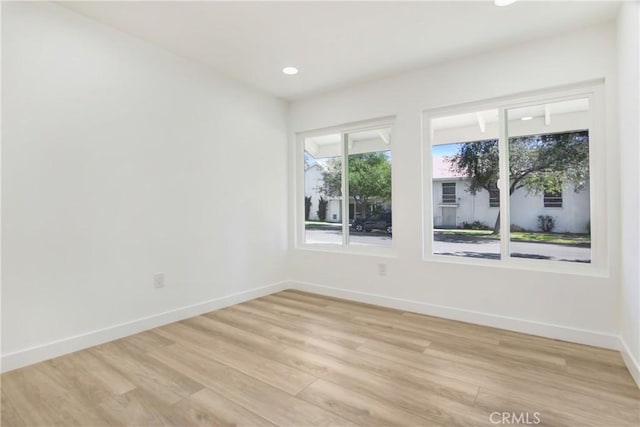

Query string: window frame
295 116 396 256
422 82 607 276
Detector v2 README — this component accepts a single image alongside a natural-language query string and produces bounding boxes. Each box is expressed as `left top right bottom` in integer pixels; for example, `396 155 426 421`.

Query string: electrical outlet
378 263 387 276
153 272 165 289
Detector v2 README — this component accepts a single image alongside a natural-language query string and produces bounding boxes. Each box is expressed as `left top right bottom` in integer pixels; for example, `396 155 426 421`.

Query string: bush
317 197 328 221
304 196 312 221
462 220 490 230
510 224 526 232
537 215 556 232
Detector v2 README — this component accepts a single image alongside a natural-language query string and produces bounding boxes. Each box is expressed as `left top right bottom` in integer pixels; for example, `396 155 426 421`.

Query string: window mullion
498 107 510 259
342 132 349 246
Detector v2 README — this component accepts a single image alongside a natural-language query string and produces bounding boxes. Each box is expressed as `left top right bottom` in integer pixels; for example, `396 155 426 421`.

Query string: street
433 239 590 262
304 228 590 262
305 229 392 248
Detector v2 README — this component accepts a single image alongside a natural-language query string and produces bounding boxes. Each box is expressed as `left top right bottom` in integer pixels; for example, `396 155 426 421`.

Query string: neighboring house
305 163 390 223
305 163 342 223
432 156 590 233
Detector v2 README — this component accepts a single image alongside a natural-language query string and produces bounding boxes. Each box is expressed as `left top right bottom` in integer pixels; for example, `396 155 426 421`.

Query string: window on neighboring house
427 88 601 269
442 183 456 204
543 188 563 208
489 184 500 207
300 119 393 250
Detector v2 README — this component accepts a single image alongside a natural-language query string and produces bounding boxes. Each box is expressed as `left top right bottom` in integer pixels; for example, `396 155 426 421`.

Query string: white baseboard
1 281 288 373
6 279 635 391
618 337 640 389
288 280 620 350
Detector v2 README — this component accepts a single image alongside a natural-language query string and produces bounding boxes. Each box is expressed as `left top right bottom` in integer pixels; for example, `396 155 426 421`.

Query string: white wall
289 23 620 347
510 183 591 234
1 2 288 369
617 1 640 385
432 181 590 233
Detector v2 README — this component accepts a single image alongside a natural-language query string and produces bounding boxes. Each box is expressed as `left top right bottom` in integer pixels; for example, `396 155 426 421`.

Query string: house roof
307 155 464 179
432 156 464 179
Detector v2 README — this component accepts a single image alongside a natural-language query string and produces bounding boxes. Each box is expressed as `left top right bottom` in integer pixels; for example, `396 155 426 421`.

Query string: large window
426 86 604 271
300 120 393 250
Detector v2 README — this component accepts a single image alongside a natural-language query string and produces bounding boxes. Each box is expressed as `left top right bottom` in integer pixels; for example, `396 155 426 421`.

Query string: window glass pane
304 133 343 245
347 128 392 248
506 98 591 263
430 109 501 260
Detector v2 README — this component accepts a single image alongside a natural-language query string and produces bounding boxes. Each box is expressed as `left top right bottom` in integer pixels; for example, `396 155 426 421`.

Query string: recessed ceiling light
521 116 534 121
494 0 517 6
282 67 298 75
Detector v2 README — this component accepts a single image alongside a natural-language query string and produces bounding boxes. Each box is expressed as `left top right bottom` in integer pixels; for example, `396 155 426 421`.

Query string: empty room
2 1 639 426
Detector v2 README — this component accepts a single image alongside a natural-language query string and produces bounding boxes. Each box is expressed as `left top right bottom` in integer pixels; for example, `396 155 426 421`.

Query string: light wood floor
2 290 639 427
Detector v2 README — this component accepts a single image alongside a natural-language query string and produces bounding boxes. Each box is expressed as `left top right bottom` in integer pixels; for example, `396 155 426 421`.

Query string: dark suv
351 212 392 234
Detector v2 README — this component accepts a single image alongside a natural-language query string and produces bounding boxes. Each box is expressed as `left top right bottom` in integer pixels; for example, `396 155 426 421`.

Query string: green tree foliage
321 152 391 218
447 131 589 233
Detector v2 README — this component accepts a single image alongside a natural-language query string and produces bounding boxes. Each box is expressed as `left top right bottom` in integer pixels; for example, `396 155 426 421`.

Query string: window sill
423 253 608 278
295 244 397 259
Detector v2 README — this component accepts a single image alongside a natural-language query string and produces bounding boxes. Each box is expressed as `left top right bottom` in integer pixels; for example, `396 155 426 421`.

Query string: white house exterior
432 156 590 233
307 156 590 232
304 163 342 222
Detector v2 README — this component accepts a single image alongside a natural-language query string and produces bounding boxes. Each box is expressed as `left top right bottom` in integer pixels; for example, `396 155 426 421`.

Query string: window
442 183 456 204
543 188 563 208
430 112 501 260
300 119 393 251
507 101 590 263
426 85 603 270
303 133 342 245
489 184 500 208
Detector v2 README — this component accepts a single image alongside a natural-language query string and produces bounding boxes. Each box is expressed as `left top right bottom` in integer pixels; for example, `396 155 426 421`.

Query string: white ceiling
59 1 620 101
432 98 590 130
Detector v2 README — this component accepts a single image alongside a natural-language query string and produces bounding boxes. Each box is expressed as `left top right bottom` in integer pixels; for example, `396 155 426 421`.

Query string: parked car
352 212 392 234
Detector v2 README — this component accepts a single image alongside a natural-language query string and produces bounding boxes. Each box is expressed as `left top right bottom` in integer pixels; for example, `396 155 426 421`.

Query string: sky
306 143 460 162
432 143 462 157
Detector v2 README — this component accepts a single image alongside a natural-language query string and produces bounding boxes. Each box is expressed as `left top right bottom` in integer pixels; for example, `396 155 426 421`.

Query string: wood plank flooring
2 290 639 426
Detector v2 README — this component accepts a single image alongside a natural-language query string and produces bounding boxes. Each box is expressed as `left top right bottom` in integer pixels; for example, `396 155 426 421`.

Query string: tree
317 197 328 221
321 152 391 218
304 196 312 221
446 131 589 233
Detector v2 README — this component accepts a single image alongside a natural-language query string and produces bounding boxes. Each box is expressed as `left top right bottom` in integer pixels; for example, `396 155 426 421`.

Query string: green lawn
305 221 342 229
511 232 590 245
438 229 494 236
435 229 590 245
